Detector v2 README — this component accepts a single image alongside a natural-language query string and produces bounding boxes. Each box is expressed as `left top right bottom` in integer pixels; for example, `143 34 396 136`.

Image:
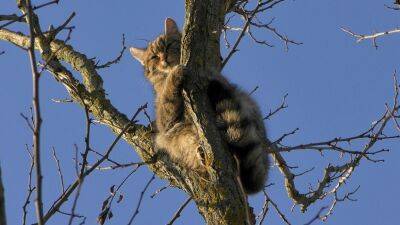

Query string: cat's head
130 18 181 84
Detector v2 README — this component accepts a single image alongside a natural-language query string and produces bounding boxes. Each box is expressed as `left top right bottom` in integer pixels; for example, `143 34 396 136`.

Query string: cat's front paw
171 65 188 77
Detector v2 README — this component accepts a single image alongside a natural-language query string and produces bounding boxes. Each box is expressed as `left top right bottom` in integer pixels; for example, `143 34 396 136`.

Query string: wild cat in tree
130 18 271 194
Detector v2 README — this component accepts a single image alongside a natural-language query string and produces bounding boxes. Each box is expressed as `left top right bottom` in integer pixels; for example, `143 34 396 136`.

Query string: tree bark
179 1 251 224
0 0 253 224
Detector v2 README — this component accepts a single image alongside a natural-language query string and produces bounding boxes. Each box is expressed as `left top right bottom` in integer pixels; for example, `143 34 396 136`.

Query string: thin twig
96 34 126 69
166 197 192 225
150 184 171 199
25 0 44 223
22 145 35 225
222 1 262 68
97 164 144 225
256 190 269 225
0 0 59 29
68 93 92 225
51 147 65 193
263 190 291 225
20 113 34 131
303 206 327 225
127 174 156 225
264 93 288 120
85 161 148 171
43 104 147 223
74 144 79 177
51 98 73 103
271 76 399 213
321 186 359 221
341 27 400 49
57 209 85 219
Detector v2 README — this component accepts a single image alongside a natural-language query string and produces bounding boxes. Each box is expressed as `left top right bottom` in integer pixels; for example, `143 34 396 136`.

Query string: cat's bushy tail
208 79 270 194
237 143 270 194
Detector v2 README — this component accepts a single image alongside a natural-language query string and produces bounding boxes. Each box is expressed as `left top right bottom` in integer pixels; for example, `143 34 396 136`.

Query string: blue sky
1 0 399 225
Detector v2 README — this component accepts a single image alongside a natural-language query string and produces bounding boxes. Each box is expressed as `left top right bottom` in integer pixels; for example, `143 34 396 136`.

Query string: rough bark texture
179 1 250 224
0 166 6 225
0 0 252 224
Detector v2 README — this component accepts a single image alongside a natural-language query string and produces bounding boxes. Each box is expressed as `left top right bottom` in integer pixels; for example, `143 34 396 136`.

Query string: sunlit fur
130 18 271 194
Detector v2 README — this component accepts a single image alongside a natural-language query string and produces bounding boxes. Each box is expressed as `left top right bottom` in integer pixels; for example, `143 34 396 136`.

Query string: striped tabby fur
130 18 271 194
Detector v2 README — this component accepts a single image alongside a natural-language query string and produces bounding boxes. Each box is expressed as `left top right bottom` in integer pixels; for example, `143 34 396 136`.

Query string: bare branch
264 93 288 120
0 0 59 29
97 164 144 225
250 19 302 51
56 209 86 221
96 34 127 69
24 0 44 223
150 184 171 199
341 27 400 49
303 206 327 225
272 128 299 145
51 147 65 193
22 145 35 225
387 72 400 132
51 98 73 103
20 112 35 132
126 174 156 225
85 161 148 171
222 1 262 69
263 190 291 225
166 197 192 225
272 79 399 212
47 12 76 39
0 14 25 23
256 189 270 225
44 104 147 223
68 92 92 225
222 0 300 60
320 186 359 222
256 183 274 225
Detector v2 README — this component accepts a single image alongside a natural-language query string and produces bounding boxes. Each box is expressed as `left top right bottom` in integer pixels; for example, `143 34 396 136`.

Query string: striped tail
234 143 270 194
207 79 270 194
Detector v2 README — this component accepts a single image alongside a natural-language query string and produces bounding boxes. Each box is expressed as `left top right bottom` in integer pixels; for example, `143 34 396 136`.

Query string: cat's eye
150 55 158 60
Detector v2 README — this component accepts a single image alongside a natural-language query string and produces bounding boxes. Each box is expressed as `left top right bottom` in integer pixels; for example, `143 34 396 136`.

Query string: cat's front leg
163 64 186 97
156 65 187 132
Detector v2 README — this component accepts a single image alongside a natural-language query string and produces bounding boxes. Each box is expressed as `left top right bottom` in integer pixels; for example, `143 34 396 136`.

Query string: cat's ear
164 18 179 37
130 47 146 65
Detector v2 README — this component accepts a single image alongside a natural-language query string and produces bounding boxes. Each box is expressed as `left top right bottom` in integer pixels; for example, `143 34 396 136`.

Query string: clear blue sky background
1 0 399 225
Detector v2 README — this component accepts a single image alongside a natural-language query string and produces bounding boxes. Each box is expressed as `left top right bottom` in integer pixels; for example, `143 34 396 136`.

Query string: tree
0 0 399 225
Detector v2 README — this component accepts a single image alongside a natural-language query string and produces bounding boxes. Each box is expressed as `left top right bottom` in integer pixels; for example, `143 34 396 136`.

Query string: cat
130 18 271 194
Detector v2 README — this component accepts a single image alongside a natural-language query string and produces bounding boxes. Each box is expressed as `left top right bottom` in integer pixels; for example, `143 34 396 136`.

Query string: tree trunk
179 0 252 224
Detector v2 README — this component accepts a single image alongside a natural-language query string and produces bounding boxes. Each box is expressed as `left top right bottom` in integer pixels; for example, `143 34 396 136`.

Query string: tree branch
272 82 398 213
341 26 400 49
166 197 192 225
23 0 44 223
